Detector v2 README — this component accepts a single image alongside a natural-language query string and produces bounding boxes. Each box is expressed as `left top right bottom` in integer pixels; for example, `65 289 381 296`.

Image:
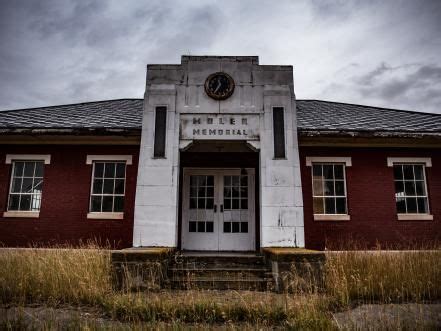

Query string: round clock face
204 72 235 100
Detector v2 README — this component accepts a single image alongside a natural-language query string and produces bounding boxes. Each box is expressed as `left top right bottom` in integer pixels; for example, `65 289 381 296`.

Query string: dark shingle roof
296 100 441 134
0 98 440 137
0 99 143 129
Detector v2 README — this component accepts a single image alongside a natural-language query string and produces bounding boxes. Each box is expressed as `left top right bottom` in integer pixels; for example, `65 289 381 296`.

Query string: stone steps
166 253 274 291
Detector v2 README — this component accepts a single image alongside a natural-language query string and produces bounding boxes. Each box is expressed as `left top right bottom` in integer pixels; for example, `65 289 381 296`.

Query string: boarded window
273 107 286 158
153 106 167 157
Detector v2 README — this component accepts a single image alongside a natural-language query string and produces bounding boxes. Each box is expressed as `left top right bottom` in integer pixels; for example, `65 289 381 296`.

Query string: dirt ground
1 303 440 330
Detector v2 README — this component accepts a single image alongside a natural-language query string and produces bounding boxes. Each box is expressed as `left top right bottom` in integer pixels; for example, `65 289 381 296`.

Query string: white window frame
388 157 433 221
3 154 51 218
86 155 132 220
306 157 351 221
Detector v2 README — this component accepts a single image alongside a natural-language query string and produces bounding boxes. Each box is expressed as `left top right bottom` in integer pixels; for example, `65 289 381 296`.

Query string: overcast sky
1 0 440 113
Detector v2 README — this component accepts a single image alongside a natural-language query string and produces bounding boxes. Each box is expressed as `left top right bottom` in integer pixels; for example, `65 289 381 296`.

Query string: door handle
220 204 224 213
214 204 217 213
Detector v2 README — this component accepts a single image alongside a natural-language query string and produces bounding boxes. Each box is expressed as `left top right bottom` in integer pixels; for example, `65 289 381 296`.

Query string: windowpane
12 178 22 193
241 222 248 233
313 197 324 214
232 199 240 209
323 165 334 180
273 107 286 158
312 179 323 196
94 163 104 177
115 163 126 178
93 179 103 194
190 198 197 209
206 198 214 210
404 181 416 196
34 163 44 177
325 198 336 214
336 198 347 214
206 222 214 233
224 199 231 210
189 221 196 232
23 162 35 177
334 165 344 179
406 198 417 213
91 196 102 212
415 181 426 196
403 165 414 180
102 196 113 212
396 197 406 213
22 178 33 193
335 181 345 196
395 181 404 196
232 222 240 233
241 199 248 209
114 196 124 212
224 222 231 233
13 162 24 177
414 165 424 180
104 163 116 178
324 180 335 196
114 179 125 194
8 195 20 210
312 164 322 179
197 222 205 232
103 179 114 194
20 195 31 211
417 198 428 213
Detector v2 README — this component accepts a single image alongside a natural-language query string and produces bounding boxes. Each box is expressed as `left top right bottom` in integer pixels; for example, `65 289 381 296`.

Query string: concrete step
166 278 275 291
169 267 272 279
172 254 266 268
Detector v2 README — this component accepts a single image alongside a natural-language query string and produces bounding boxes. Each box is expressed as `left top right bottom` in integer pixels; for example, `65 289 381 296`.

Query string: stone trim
397 214 433 221
86 155 132 165
306 156 352 167
5 154 51 164
313 214 351 221
3 211 40 218
387 157 432 167
87 212 124 220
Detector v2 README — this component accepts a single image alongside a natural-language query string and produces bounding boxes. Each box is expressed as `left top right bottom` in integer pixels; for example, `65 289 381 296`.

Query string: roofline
296 99 441 117
0 98 143 113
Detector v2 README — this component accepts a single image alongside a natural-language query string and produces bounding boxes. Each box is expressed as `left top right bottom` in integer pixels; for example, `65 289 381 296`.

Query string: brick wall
0 145 139 248
300 146 441 250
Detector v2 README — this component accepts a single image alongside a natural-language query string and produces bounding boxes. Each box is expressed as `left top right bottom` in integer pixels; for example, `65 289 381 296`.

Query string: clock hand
214 80 221 93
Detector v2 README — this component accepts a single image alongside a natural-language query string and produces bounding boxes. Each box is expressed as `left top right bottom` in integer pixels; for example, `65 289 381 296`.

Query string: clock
204 72 235 100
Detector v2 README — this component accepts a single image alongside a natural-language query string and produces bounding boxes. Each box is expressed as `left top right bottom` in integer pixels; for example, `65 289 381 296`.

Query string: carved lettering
242 118 247 125
193 129 200 135
193 118 201 124
230 118 235 125
207 118 213 124
209 129 216 135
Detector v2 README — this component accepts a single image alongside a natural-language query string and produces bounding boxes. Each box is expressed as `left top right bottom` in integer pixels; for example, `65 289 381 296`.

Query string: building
0 56 440 250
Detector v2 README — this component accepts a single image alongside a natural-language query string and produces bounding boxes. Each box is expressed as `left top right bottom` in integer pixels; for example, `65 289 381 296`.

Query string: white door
181 168 255 251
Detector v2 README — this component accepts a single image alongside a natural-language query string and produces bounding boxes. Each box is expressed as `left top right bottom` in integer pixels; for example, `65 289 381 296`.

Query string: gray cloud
0 0 440 114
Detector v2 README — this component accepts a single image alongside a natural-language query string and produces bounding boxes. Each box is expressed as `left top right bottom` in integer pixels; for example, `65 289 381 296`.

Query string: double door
181 168 255 251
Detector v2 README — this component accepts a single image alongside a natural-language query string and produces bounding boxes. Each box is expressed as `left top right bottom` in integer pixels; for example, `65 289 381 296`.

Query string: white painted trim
306 157 352 167
387 157 432 167
397 214 433 221
5 154 51 164
86 155 132 165
87 212 124 220
314 214 350 221
3 211 40 218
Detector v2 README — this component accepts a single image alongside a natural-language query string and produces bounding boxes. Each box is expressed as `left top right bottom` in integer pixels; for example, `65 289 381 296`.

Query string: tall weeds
325 250 441 306
0 246 112 305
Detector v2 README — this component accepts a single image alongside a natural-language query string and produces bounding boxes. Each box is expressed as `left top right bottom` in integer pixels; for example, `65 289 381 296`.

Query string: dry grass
0 245 440 328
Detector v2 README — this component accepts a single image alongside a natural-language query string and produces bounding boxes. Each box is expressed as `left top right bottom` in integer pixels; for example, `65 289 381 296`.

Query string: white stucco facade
133 56 304 249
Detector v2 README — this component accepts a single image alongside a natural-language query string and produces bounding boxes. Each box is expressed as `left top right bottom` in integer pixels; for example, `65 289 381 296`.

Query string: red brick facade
1 144 440 250
0 145 139 248
300 147 441 250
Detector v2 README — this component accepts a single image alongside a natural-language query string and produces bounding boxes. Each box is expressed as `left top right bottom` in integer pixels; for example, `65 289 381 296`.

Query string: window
393 164 429 214
273 107 286 159
90 162 126 213
223 175 249 233
188 175 214 232
153 106 167 158
312 163 348 215
7 161 44 212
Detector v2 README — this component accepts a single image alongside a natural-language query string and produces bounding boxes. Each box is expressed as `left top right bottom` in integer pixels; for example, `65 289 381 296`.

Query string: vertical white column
260 86 304 247
133 84 180 247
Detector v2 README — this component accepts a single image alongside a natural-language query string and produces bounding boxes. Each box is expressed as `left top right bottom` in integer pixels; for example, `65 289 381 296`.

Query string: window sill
3 211 40 218
314 214 350 221
87 212 124 220
397 214 433 221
